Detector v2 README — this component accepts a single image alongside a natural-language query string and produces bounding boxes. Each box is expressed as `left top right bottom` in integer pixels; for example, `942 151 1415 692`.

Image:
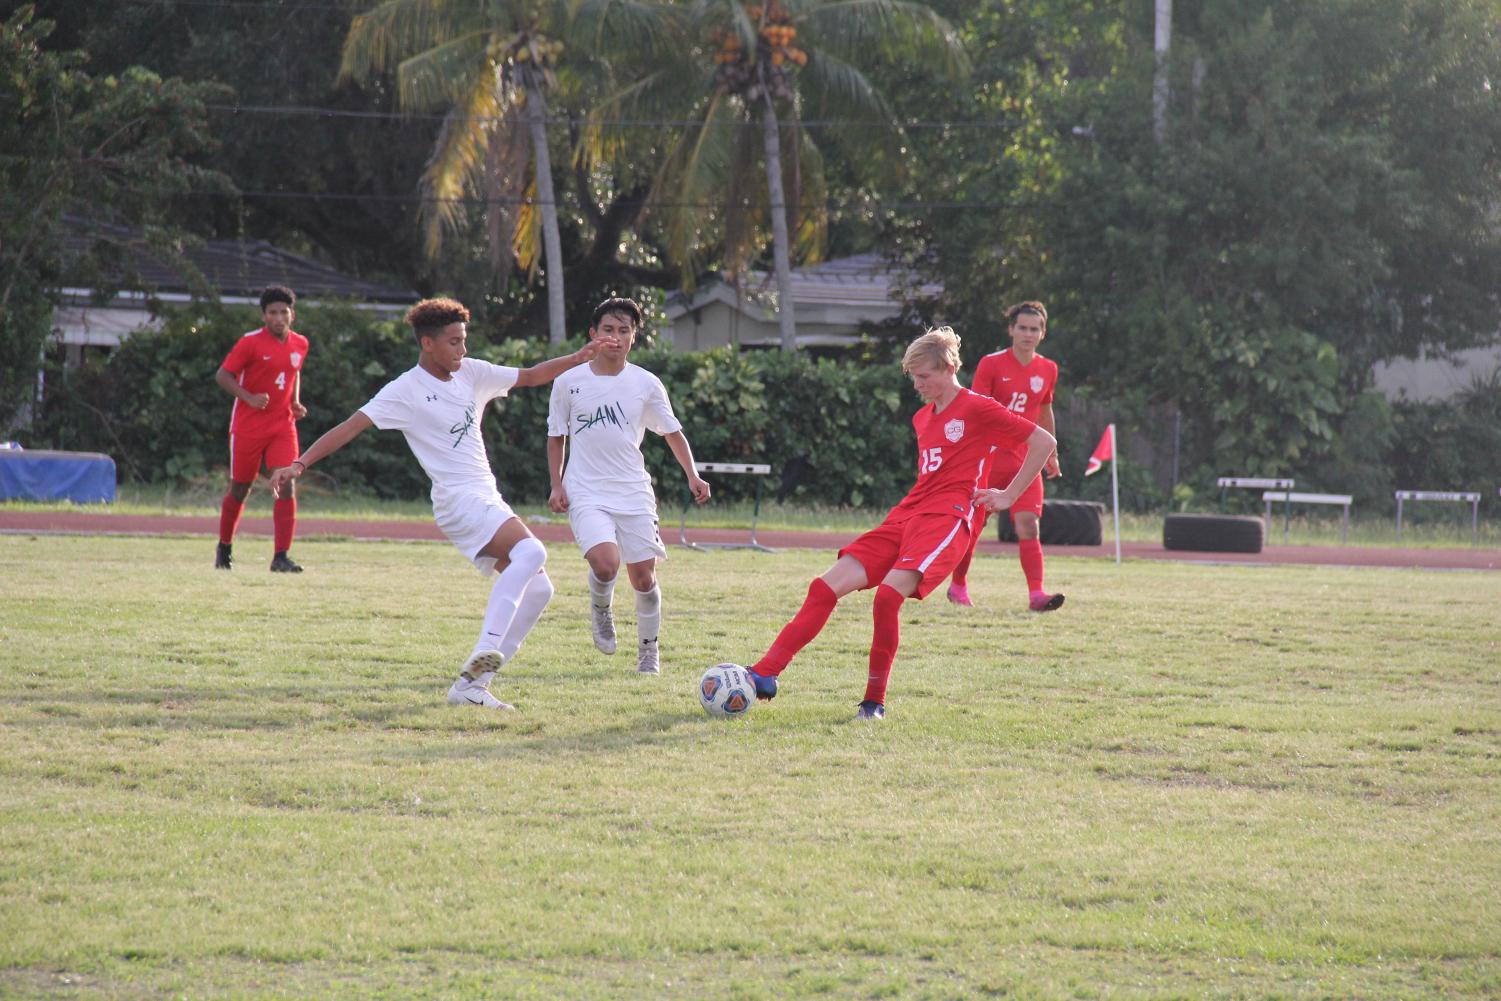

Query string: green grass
7 483 1499 547
2 535 1499 999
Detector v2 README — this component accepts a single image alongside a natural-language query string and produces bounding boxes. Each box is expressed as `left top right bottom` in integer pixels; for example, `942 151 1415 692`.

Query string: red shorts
839 513 971 600
985 458 1044 517
229 428 299 483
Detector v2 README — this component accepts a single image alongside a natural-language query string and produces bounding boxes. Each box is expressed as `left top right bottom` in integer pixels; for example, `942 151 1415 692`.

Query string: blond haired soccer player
546 298 711 676
947 300 1064 611
743 326 1056 719
268 298 616 711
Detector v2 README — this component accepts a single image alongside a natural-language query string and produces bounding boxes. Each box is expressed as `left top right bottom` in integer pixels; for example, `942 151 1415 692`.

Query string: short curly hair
1006 300 1047 328
405 298 470 342
260 285 295 311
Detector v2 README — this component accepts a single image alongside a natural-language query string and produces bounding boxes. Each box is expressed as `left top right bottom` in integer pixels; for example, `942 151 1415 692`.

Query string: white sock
589 568 616 611
497 570 554 663
470 670 497 690
473 538 547 658
635 584 661 647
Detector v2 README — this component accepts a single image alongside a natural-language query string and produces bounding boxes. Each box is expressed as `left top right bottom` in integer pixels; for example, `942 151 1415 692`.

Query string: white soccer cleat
637 638 660 675
591 603 617 655
446 680 515 710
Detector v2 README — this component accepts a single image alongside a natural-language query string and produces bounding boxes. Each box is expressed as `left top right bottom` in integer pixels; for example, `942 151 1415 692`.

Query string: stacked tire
1161 514 1265 553
996 499 1105 546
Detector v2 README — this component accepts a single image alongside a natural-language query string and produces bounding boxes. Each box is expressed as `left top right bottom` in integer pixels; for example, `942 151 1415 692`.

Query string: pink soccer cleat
946 582 974 607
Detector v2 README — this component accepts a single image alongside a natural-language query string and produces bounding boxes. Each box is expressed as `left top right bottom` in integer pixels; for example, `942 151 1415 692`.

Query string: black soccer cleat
269 552 303 573
747 668 778 701
214 542 233 570
855 700 885 720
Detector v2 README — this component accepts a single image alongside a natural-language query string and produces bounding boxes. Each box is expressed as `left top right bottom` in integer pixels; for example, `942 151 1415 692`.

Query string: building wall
1371 345 1501 402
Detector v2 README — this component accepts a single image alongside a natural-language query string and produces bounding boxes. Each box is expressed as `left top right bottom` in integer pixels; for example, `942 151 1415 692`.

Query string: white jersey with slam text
547 362 682 513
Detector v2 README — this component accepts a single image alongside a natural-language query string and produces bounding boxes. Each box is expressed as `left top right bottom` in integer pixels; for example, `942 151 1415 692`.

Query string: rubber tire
1162 513 1265 554
996 499 1106 546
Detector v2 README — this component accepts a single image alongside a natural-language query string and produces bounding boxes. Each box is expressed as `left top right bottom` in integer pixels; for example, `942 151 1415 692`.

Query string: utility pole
1153 0 1172 144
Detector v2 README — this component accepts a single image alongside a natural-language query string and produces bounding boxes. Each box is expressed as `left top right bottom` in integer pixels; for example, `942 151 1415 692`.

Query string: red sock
219 493 245 545
753 578 838 677
1018 538 1045 593
949 509 987 587
863 584 905 705
273 495 297 553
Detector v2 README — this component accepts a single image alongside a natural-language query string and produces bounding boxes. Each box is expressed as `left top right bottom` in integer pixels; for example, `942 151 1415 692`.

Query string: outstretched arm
547 435 570 512
269 411 374 497
664 430 711 504
513 335 619 388
974 425 1057 512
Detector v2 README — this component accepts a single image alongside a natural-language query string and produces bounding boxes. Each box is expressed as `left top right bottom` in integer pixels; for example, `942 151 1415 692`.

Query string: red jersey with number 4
886 388 1036 523
971 349 1057 463
222 327 309 436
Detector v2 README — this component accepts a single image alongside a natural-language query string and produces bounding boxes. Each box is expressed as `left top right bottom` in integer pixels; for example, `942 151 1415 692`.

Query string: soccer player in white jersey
546 298 711 675
268 298 615 711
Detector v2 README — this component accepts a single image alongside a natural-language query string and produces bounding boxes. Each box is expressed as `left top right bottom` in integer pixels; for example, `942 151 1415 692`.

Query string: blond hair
902 326 962 374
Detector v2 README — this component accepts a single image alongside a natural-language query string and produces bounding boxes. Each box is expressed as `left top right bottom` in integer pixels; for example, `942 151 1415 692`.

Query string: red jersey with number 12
886 388 1036 523
971 348 1057 463
221 327 309 436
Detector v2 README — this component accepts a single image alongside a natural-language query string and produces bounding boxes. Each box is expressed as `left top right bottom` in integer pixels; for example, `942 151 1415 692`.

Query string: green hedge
34 302 918 509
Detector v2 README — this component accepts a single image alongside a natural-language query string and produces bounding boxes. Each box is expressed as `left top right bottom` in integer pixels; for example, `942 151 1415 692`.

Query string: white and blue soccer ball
699 663 755 718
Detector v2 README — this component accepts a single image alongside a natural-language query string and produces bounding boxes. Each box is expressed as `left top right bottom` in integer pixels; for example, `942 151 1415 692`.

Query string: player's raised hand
247 392 271 410
548 484 570 513
688 474 711 504
576 333 621 362
291 400 308 420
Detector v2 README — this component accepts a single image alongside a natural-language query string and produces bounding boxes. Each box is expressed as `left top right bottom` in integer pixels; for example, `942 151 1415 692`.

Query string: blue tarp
0 449 116 503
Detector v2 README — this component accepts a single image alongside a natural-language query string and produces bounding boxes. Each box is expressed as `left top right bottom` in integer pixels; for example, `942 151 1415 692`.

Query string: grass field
2 534 1499 999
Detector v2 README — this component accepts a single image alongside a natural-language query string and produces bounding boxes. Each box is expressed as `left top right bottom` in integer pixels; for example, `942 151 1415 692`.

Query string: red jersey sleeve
973 392 1035 451
221 335 254 376
1039 357 1057 406
970 354 999 400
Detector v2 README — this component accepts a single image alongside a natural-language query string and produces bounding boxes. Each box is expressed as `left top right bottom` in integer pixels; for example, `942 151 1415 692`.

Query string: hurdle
1394 490 1482 546
1218 476 1295 541
1262 491 1354 544
679 462 776 553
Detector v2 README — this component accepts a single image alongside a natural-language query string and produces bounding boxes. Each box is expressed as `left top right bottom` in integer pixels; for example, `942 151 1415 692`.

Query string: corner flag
1084 426 1114 477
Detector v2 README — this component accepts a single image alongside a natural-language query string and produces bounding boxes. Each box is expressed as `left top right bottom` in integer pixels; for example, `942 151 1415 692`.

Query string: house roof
61 217 415 303
664 252 940 320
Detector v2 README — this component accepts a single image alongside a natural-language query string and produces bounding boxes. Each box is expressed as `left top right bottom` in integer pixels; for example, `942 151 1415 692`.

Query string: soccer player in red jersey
743 326 1056 719
946 300 1064 612
214 285 309 573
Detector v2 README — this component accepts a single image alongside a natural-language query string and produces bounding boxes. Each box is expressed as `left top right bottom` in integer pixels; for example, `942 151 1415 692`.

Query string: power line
186 188 1029 212
207 103 1012 131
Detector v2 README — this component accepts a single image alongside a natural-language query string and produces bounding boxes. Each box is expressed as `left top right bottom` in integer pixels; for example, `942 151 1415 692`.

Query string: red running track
1 509 1497 571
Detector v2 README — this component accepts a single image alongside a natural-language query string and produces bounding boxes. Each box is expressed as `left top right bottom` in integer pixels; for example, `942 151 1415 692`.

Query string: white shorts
434 490 517 575
568 506 667 565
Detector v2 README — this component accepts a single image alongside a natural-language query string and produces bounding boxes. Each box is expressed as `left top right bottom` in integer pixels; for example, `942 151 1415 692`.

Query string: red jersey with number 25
971 349 1056 463
886 388 1036 523
221 327 309 436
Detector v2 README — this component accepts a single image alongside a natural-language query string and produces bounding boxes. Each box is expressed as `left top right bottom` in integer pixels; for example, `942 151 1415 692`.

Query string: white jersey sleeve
642 373 683 436
359 374 414 431
468 359 520 403
546 374 572 437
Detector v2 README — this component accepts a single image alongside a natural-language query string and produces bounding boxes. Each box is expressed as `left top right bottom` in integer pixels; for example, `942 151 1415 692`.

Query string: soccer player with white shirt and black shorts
267 298 616 711
546 298 711 676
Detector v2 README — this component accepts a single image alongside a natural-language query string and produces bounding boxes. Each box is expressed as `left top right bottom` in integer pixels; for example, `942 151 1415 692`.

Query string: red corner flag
1084 425 1114 476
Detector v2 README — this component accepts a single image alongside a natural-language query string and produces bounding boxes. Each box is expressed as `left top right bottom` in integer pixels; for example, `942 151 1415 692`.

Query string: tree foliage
0 5 229 429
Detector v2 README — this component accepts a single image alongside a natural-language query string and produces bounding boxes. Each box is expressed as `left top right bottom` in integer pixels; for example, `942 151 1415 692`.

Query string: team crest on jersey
1029 375 1044 393
944 418 965 442
290 352 303 368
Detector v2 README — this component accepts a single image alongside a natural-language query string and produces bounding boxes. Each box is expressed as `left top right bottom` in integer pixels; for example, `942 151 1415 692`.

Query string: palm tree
341 1 673 344
592 0 968 350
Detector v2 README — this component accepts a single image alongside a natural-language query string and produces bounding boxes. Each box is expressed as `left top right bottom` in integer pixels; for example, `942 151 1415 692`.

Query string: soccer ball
699 663 756 718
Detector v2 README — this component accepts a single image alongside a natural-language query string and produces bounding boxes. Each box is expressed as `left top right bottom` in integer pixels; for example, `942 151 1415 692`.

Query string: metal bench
1394 490 1482 545
1261 491 1354 544
678 462 776 553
